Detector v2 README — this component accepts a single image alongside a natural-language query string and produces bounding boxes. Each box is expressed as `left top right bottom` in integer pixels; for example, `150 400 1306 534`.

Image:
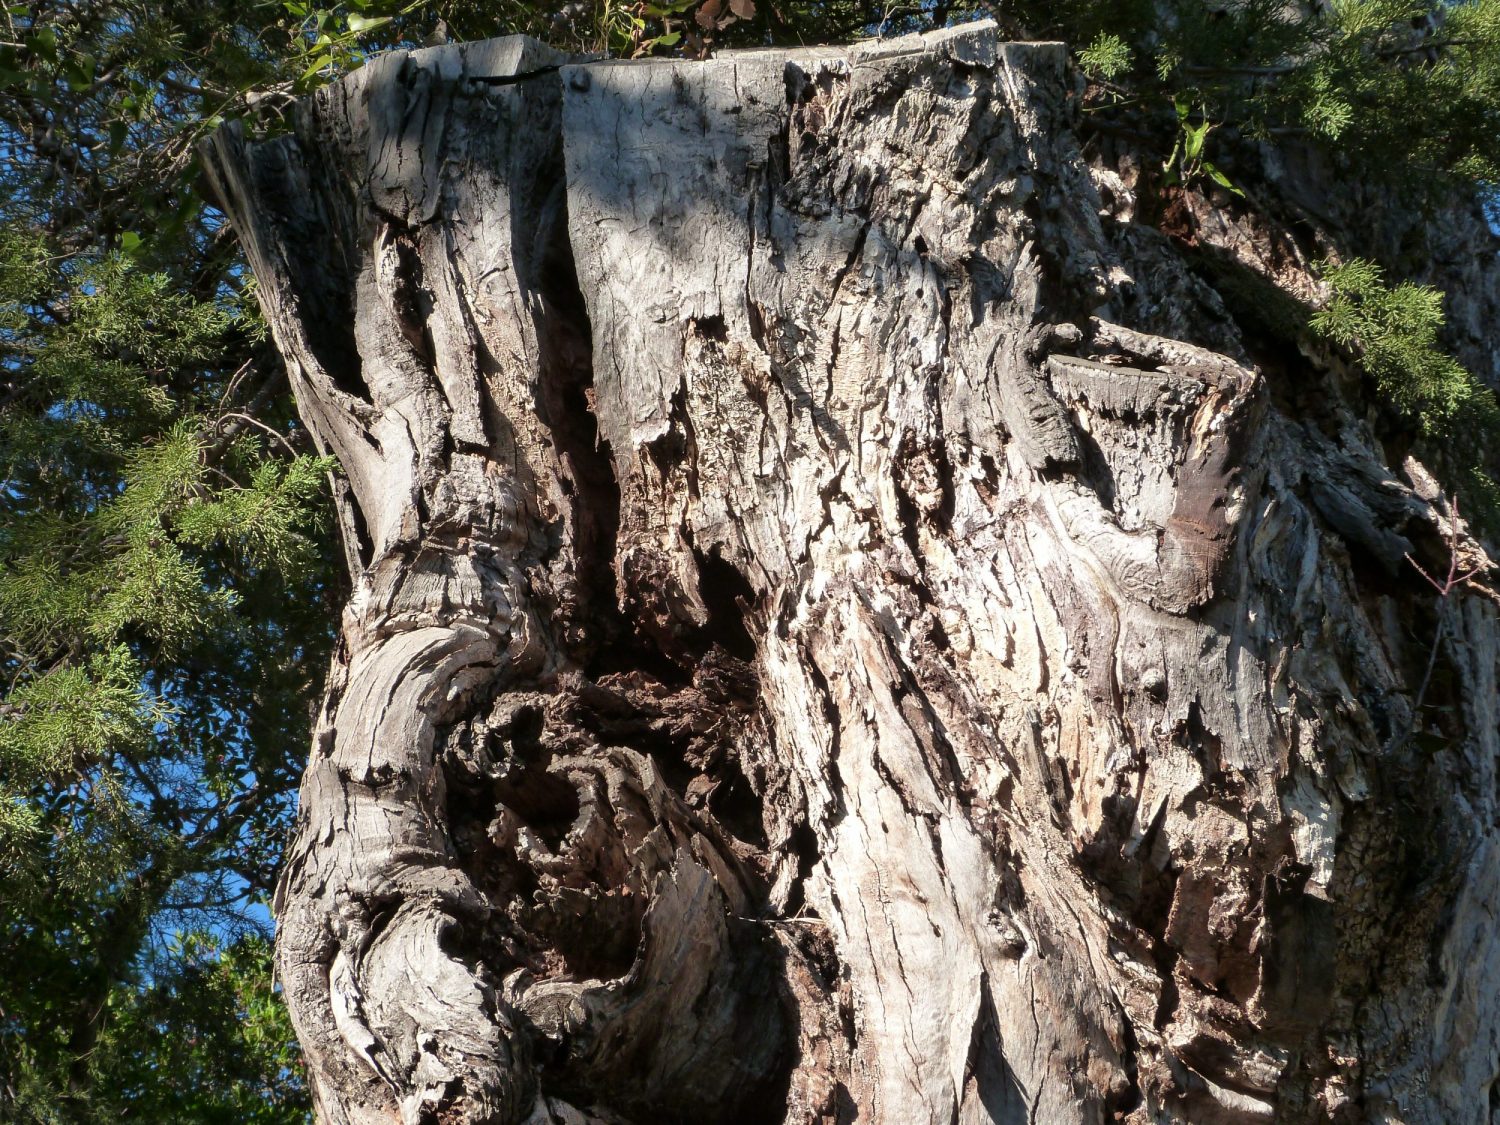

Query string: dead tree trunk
203 25 1500 1125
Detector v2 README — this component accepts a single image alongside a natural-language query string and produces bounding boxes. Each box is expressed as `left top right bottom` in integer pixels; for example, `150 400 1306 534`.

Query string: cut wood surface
204 24 1500 1124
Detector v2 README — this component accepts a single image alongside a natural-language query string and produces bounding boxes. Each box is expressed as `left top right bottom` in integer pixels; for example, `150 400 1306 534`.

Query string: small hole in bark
692 314 728 342
501 705 546 762
646 425 688 471
933 445 955 533
708 765 769 851
282 226 370 405
1152 946 1181 1029
339 478 375 569
1182 701 1224 776
779 822 821 917
975 453 1001 500
746 297 767 350
1105 1014 1144 1118
478 707 581 853
694 547 759 662
1070 423 1119 511
784 66 806 106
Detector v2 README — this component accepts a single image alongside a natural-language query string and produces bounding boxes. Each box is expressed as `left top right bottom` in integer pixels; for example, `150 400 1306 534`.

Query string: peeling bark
204 25 1500 1125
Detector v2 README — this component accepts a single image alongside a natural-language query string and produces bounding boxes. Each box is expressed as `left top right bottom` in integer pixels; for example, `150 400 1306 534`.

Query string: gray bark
203 24 1500 1125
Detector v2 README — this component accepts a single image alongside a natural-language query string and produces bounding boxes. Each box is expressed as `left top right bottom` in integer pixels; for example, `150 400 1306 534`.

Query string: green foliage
287 0 429 86
0 231 331 1121
1311 259 1500 519
90 934 306 1124
1019 0 1500 198
0 647 165 793
1267 0 1500 182
2 933 307 1125
1163 97 1244 197
262 0 892 75
1078 31 1130 81
1312 259 1477 424
0 2 292 260
0 5 340 1111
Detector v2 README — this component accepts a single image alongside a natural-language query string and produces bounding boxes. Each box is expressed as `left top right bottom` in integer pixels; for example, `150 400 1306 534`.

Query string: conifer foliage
1045 0 1500 188
0 2 342 1119
1312 257 1500 516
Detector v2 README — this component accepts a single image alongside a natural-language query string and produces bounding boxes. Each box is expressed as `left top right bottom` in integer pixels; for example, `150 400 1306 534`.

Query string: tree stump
204 24 1500 1124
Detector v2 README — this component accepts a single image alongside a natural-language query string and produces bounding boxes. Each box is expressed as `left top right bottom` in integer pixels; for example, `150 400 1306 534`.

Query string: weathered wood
204 24 1500 1125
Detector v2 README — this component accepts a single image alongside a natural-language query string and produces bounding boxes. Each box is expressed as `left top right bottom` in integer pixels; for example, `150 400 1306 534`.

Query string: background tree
0 2 342 1118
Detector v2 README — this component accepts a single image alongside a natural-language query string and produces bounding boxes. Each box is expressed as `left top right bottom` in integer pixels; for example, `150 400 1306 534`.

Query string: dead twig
1390 495 1491 753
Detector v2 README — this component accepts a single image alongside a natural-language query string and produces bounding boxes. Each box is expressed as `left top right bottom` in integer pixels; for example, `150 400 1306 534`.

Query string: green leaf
1205 164 1245 197
347 13 392 33
28 26 57 62
119 231 143 255
62 51 98 91
301 52 334 81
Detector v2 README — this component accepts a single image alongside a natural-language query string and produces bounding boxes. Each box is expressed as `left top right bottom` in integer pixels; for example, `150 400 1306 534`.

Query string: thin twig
1394 598 1447 753
1389 494 1491 753
214 411 298 458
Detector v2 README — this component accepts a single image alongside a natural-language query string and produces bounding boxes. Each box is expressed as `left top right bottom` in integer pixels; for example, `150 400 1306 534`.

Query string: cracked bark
204 25 1500 1125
